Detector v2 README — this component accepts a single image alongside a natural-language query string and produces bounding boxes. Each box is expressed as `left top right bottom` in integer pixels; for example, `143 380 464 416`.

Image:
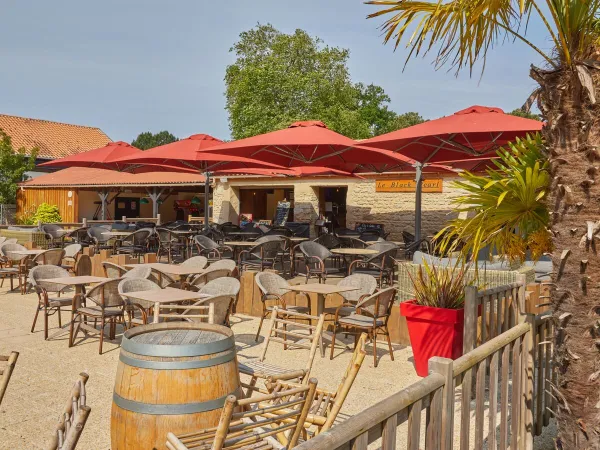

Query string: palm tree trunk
533 64 600 448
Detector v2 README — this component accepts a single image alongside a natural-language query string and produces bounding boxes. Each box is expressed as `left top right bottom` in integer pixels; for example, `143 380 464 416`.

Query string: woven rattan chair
313 234 341 249
166 379 317 450
102 262 127 279
322 274 378 320
118 277 160 327
74 254 92 277
122 266 152 280
156 228 187 263
194 235 233 260
208 259 237 273
238 240 282 274
349 246 398 287
239 307 325 395
254 272 310 341
187 267 232 292
149 270 177 288
61 244 82 270
46 372 91 450
30 265 74 339
298 241 345 283
69 279 124 354
41 224 68 249
330 287 397 367
0 243 27 292
115 229 152 258
196 277 241 325
33 248 65 266
67 227 92 247
87 226 112 251
0 351 19 405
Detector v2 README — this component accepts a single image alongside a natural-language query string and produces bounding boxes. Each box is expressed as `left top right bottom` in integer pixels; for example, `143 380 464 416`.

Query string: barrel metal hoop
113 392 232 415
119 350 236 370
121 334 234 357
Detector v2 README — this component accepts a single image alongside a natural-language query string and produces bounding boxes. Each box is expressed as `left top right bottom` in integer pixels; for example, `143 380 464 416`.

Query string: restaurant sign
375 178 443 193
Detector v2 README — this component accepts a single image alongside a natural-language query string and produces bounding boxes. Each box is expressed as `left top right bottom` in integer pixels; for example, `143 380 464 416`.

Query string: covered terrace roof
20 166 205 188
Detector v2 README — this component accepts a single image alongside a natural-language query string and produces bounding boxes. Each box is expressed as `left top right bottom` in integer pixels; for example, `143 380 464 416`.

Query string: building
0 114 112 177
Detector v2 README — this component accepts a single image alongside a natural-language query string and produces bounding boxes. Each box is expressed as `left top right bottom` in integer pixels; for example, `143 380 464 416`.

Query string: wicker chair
115 229 152 258
74 254 92 277
298 241 345 283
102 262 127 279
46 372 91 450
62 244 82 270
122 266 152 280
330 286 397 367
254 272 310 341
41 224 68 249
0 351 18 406
313 234 341 249
0 243 30 292
196 277 241 325
156 228 187 263
149 270 177 288
33 248 65 266
67 227 92 247
69 279 125 354
166 379 317 450
118 278 160 327
337 235 368 249
194 235 233 260
238 240 282 274
30 265 74 340
87 226 112 251
322 274 378 320
208 259 237 273
349 246 398 287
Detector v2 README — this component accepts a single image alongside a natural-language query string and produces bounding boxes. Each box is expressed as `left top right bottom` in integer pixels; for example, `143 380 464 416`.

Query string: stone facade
211 174 465 240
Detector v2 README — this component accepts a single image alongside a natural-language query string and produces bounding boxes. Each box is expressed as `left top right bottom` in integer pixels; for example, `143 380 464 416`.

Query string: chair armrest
126 302 148 325
332 302 356 322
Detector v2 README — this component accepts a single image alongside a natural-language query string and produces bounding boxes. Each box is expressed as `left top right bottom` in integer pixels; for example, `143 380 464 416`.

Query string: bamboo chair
0 351 19 405
265 333 367 438
239 307 325 396
30 265 75 339
330 287 397 367
166 379 317 450
153 302 214 324
45 372 91 450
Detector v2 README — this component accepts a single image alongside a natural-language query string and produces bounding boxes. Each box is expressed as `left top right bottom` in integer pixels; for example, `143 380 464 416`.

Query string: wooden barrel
111 322 240 450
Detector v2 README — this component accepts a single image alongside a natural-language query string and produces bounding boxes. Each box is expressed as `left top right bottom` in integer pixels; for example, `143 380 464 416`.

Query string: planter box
400 300 466 377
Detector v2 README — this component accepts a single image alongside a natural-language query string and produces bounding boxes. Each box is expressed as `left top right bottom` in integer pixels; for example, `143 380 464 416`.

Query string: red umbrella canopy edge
38 141 142 170
361 105 543 164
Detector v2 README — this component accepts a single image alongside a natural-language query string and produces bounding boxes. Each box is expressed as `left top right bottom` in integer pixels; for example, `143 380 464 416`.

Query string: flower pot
400 300 466 377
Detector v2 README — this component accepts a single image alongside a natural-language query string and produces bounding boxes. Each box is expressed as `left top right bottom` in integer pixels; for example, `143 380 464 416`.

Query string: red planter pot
400 300 466 377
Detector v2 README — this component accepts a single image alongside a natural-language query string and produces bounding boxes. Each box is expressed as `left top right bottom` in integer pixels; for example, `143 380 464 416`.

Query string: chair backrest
149 270 176 288
338 236 367 248
63 244 82 259
166 379 317 450
85 279 123 308
0 237 5 247
0 243 27 261
122 266 152 279
68 228 91 245
260 307 325 378
200 277 241 297
264 226 292 237
125 229 152 246
0 351 18 406
29 265 71 294
41 224 65 239
338 274 378 303
111 221 129 231
87 226 110 244
156 228 174 244
181 256 208 270
359 231 381 242
194 234 219 251
191 268 233 290
154 302 214 324
313 233 341 249
1 238 17 247
255 271 290 298
367 241 398 253
299 241 332 261
102 262 127 279
46 372 90 450
34 248 65 266
355 286 397 318
118 277 160 295
199 278 241 325
208 259 236 272
255 235 283 244
74 254 92 276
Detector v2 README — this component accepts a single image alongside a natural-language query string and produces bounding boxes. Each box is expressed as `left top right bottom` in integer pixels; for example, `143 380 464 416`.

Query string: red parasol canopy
361 106 543 164
202 121 416 172
38 141 143 171
211 166 356 177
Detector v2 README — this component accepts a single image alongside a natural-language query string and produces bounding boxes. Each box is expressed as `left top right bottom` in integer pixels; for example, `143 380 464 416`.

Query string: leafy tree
508 108 542 121
0 130 36 204
132 131 178 150
367 1 600 445
225 24 399 139
383 112 426 134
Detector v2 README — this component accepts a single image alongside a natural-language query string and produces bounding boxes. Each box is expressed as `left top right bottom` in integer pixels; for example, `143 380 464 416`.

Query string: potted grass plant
400 260 473 377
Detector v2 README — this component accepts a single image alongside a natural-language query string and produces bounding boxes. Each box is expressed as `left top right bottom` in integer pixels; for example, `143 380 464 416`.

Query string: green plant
436 133 551 263
16 205 36 225
0 130 37 204
31 203 62 224
407 260 470 309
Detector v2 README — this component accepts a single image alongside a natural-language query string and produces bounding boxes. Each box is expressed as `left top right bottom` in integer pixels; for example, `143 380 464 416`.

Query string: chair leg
329 323 338 360
255 313 266 342
31 305 41 333
44 305 49 340
99 316 106 355
372 329 378 368
57 309 62 328
384 327 394 361
69 314 77 347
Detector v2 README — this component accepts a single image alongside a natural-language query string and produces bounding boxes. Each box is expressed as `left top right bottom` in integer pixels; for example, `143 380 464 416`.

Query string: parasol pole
204 172 210 230
414 162 423 243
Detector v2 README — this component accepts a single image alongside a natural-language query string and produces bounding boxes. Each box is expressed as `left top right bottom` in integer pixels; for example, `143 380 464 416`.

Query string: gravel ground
0 283 556 449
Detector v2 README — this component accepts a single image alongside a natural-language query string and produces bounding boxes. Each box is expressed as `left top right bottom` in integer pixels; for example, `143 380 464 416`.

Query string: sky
1 1 549 143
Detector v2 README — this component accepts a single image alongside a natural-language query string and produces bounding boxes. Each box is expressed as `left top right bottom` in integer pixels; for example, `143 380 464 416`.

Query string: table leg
153 301 160 324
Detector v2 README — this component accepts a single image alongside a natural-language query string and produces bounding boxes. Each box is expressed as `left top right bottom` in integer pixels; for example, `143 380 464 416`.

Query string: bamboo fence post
0 351 19 405
428 357 454 450
61 405 91 450
522 314 535 450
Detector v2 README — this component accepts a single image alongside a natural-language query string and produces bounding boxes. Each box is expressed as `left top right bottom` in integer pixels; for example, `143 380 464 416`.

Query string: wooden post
122 216 127 222
463 285 478 354
82 218 87 228
522 314 535 450
0 352 19 404
428 357 454 450
156 213 161 226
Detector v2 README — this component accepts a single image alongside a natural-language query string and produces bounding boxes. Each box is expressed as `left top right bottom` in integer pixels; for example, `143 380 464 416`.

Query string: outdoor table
331 248 378 256
224 241 255 260
7 249 45 256
289 237 308 242
225 231 261 241
119 287 210 323
42 275 108 341
125 262 207 284
101 231 134 237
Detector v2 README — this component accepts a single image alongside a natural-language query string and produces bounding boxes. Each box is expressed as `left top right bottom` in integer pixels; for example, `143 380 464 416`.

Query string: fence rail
294 278 556 450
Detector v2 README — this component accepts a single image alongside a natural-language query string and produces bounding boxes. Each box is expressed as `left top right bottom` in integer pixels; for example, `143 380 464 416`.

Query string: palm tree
366 1 600 447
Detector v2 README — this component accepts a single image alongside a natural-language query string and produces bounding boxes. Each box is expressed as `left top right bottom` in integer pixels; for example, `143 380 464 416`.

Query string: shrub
31 203 62 224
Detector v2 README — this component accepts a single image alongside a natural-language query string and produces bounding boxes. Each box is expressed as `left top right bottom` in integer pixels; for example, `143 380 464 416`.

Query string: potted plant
400 261 473 377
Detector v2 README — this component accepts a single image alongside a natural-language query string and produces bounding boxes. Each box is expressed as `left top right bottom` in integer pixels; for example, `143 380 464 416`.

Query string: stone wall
211 182 240 224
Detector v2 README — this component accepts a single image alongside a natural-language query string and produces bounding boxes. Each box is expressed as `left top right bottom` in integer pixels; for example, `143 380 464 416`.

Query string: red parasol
38 141 142 171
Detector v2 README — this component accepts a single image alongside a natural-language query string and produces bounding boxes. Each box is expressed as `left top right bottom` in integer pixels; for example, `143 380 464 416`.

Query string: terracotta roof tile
20 167 205 188
0 114 112 159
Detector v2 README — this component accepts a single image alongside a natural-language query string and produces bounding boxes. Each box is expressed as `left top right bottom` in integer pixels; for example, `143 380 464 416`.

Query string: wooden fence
295 316 536 450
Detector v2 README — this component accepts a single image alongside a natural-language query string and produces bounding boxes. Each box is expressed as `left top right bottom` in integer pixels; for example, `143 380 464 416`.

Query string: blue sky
1 1 548 142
